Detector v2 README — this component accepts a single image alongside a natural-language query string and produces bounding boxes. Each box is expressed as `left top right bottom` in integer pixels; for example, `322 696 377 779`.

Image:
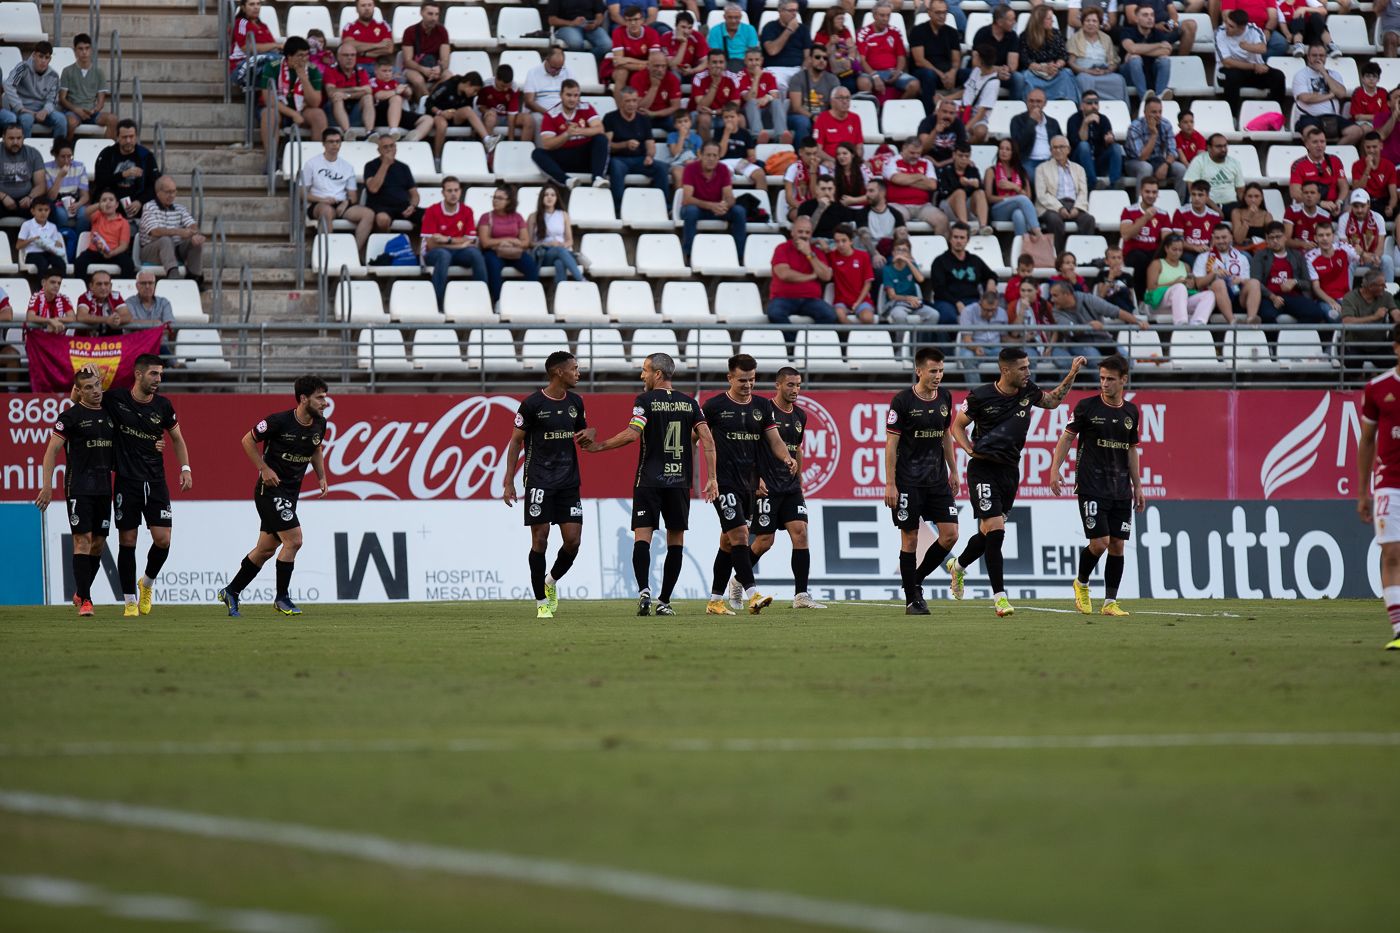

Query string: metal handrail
191 166 206 230
237 264 254 385
209 216 227 322
153 121 167 174
219 0 231 103
132 76 144 135
292 180 308 290
109 29 122 120
243 33 258 151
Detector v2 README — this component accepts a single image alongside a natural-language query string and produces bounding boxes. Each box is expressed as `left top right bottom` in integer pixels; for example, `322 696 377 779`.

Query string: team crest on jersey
752 409 762 421
568 406 578 418
148 413 162 424
529 504 542 517
1085 516 1097 530
1123 417 1133 431
1019 398 1030 406
1387 394 1395 403
797 505 807 515
886 409 898 426
514 412 525 428
940 405 949 418
256 419 268 434
896 508 908 521
70 512 79 526
758 514 771 527
1120 522 1130 533
979 499 990 512
312 434 322 446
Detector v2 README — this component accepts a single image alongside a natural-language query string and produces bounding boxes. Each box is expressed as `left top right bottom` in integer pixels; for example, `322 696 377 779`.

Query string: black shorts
523 486 583 526
889 485 959 531
751 491 809 535
713 487 754 533
114 478 173 531
66 494 111 535
632 486 690 531
1078 496 1133 540
254 485 301 534
968 460 1020 520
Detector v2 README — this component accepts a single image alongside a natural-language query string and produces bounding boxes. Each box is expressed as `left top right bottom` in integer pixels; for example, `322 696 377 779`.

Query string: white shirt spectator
1213 22 1266 81
522 63 576 113
299 152 358 202
961 70 1000 116
1192 245 1251 279
1291 64 1345 117
1031 121 1051 161
18 217 65 258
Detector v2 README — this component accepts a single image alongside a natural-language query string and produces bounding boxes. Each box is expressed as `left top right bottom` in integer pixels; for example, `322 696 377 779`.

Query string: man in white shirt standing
299 127 374 251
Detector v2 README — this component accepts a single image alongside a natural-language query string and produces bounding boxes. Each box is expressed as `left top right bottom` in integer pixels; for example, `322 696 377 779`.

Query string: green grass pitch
1 597 1397 933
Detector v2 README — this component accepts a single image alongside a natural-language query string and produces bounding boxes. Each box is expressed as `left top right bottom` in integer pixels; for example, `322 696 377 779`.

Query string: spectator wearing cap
5 41 67 139
1337 189 1396 284
0 124 47 223
549 0 613 62
140 176 205 286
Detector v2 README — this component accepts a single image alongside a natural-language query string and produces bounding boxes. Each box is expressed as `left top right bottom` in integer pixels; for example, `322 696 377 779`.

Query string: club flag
25 327 168 392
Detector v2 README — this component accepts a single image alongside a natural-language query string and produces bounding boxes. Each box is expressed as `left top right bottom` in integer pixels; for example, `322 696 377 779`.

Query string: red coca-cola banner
0 389 1364 502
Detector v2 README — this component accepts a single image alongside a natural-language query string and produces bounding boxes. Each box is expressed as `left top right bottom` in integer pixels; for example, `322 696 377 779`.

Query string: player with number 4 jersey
1357 327 1400 651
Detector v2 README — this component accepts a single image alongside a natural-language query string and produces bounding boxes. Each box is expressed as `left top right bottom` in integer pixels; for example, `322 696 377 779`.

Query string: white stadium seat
606 281 661 323
743 234 785 277
565 53 604 95
411 330 470 373
356 328 413 374
334 280 389 324
440 142 494 185
794 330 846 373
635 235 690 276
567 187 623 230
553 281 607 323
395 142 440 185
1277 329 1337 372
1225 330 1272 371
685 328 735 371
1165 57 1211 96
390 5 421 42
521 328 570 369
847 330 910 373
465 328 518 371
449 52 493 79
714 282 769 324
688 235 746 276
446 7 496 49
366 233 421 277
881 100 925 141
493 141 547 183
497 8 552 48
739 329 790 368
155 280 207 322
576 328 633 373
621 189 675 231
310 233 364 276
175 328 232 372
1329 16 1373 54
0 2 49 42
579 233 635 276
284 6 334 45
661 282 714 323
497 281 552 322
1125 328 1164 366
389 281 444 323
444 281 496 324
1165 329 1224 372
631 328 685 369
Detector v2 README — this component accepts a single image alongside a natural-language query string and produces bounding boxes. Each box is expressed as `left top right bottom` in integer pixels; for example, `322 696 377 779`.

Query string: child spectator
713 103 769 193
369 56 415 138
424 72 490 156
881 241 939 330
666 110 704 190
829 223 875 324
1351 63 1390 133
478 65 533 143
1004 253 1035 307
1176 111 1206 169
18 197 67 281
1095 246 1138 315
306 29 336 74
76 191 135 278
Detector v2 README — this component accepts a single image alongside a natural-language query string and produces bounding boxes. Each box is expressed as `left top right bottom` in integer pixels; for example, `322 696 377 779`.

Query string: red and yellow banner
24 328 167 393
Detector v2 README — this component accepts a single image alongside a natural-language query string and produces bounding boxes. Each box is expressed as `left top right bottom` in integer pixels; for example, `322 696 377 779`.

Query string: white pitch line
0 790 1067 933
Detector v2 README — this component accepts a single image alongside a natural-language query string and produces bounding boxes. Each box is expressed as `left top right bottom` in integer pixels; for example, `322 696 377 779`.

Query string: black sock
899 550 917 600
792 547 810 593
711 548 733 597
1077 547 1101 586
144 544 170 583
549 547 577 582
632 540 651 593
957 532 986 570
118 545 137 596
84 553 104 599
984 529 1006 594
1105 554 1124 600
915 543 951 583
275 559 294 600
731 544 755 589
73 553 92 600
529 549 547 600
660 545 684 603
228 556 262 595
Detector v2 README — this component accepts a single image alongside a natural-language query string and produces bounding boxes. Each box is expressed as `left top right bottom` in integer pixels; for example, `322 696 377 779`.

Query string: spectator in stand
127 270 176 330
228 0 280 80
1067 91 1123 192
984 137 1045 242
1278 0 1341 58
1290 125 1348 213
968 5 1020 88
959 44 1000 145
909 0 962 111
424 72 491 158
1096 245 1138 314
1015 4 1080 104
1354 132 1400 222
1119 175 1169 294
681 141 746 263
1067 7 1127 101
787 43 838 144
1174 110 1205 175
959 289 1010 363
6 42 66 140
632 50 682 127
59 34 117 140
1051 251 1089 293
1010 89 1061 188
881 240 938 334
324 43 375 137
257 38 327 155
76 271 132 335
1382 0 1400 58
45 138 90 260
1183 133 1244 215
855 178 907 269
814 8 859 93
1251 220 1332 327
832 141 871 209
709 4 760 73
1144 233 1215 324
306 30 336 74
665 110 704 189
401 2 452 100
1284 179 1329 250
1008 276 1051 364
140 176 205 286
606 0 669 36
1352 63 1390 137
1218 0 1290 56
26 270 77 333
828 223 876 325
1117 6 1174 104
938 144 991 235
480 65 535 143
1122 0 1197 56
523 46 576 123
342 0 394 71
528 183 585 284
767 215 836 342
18 198 66 281
666 12 710 79
917 98 967 172
478 185 538 303
714 103 769 195
605 86 670 211
1380 88 1400 170
1340 269 1400 372
76 190 136 279
760 2 811 104
1034 137 1090 254
551 0 612 62
368 56 428 140
929 222 996 326
300 127 373 250
1303 220 1356 325
1215 10 1286 104
784 136 828 220
1174 180 1223 266
812 87 863 164
1193 223 1261 324
1292 44 1364 146
798 175 849 247
1125 96 1184 189
1338 190 1396 284
1046 280 1140 366
884 136 950 235
1004 252 1036 307
422 176 487 311
856 3 920 101
691 49 739 138
0 124 47 223
532 80 609 187
737 48 788 145
608 5 663 94
363 135 421 233
1231 181 1274 252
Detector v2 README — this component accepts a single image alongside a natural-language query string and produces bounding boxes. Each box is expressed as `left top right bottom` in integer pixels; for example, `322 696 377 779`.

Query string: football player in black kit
948 347 1086 617
581 353 718 617
702 354 798 617
883 347 960 616
35 368 114 617
1048 354 1144 617
743 367 826 610
217 375 329 618
503 351 595 620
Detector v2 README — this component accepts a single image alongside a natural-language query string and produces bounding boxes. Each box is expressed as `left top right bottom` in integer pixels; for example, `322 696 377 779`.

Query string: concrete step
166 173 277 193
215 242 303 268
163 148 267 175
208 288 321 322
82 13 220 40
139 81 228 100
120 58 228 84
154 126 248 146
119 37 220 56
137 101 245 127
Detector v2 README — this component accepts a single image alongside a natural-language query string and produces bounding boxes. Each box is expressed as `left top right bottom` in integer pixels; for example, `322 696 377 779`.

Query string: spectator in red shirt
829 223 876 324
341 0 394 71
322 43 374 136
856 3 920 100
421 176 487 312
1284 179 1329 250
738 48 788 144
1304 220 1358 318
1354 131 1400 221
767 215 837 343
401 1 452 100
690 50 738 138
1352 63 1390 133
1290 125 1349 214
478 65 533 142
607 5 662 92
1175 111 1206 170
1119 176 1169 295
228 0 279 78
25 270 76 333
680 141 746 262
666 12 709 78
812 87 864 163
631 50 682 125
531 80 610 186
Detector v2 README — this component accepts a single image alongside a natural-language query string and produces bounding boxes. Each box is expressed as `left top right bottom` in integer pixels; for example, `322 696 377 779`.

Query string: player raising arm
217 376 329 618
882 347 960 616
1356 325 1400 651
948 347 1085 617
581 352 717 617
1048 354 1144 617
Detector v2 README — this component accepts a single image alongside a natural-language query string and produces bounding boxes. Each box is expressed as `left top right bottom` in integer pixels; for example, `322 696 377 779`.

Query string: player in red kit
1357 327 1400 650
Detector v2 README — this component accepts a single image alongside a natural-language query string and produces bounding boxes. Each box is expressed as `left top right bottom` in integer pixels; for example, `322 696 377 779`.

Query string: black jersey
252 409 326 491
759 398 806 495
702 392 774 493
103 388 177 484
54 403 114 496
515 389 587 490
962 381 1046 465
887 386 954 488
631 388 706 489
1067 395 1140 500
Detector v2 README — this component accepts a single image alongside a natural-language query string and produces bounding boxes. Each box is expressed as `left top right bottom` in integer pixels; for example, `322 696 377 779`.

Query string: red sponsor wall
0 390 1364 502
